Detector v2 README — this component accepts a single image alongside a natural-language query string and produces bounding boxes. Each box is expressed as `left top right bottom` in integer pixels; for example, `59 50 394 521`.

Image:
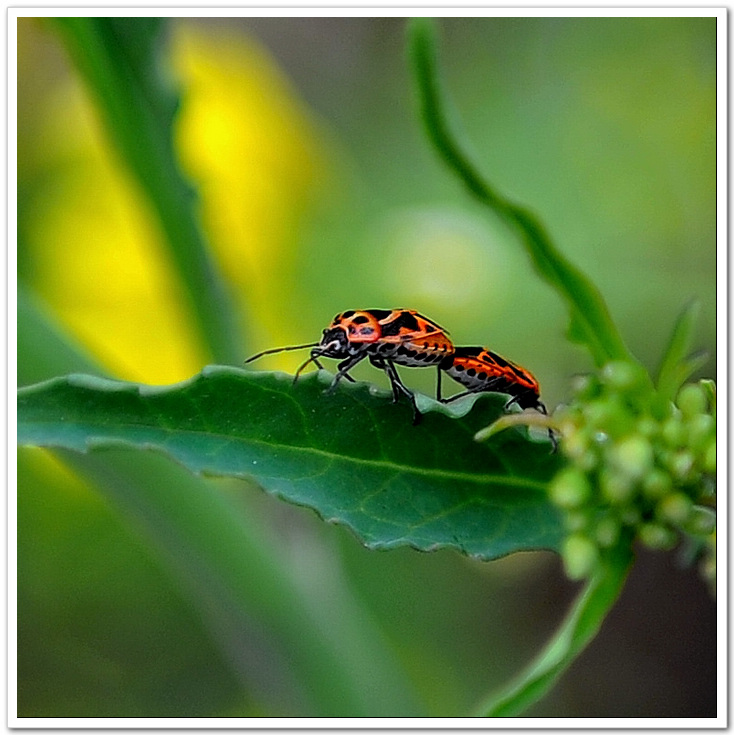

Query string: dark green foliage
18 368 563 559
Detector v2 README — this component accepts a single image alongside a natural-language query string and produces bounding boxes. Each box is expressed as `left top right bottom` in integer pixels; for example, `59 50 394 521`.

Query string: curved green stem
407 18 635 368
474 543 633 716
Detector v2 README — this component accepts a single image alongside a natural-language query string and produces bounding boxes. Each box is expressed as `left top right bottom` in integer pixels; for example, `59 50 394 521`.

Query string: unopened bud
600 469 635 504
562 533 599 580
601 361 649 394
686 505 716 536
594 517 621 548
639 523 677 550
642 469 672 501
676 383 708 419
688 414 715 451
657 492 693 525
609 435 654 481
550 468 592 509
662 416 687 448
703 441 716 474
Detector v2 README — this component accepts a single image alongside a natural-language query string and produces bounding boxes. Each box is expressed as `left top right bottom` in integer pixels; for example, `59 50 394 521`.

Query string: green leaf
475 540 633 716
407 18 635 368
17 289 418 717
18 368 564 559
51 18 242 365
656 301 708 401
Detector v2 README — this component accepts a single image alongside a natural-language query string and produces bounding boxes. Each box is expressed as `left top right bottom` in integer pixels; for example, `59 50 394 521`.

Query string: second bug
244 308 454 424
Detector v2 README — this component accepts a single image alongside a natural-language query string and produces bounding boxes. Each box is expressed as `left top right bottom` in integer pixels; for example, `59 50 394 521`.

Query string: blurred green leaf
656 301 708 402
51 18 242 365
17 448 249 717
407 18 635 368
18 368 563 558
50 446 419 716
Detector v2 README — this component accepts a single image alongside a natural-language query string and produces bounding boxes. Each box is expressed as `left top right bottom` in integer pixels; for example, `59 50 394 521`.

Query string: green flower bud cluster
549 362 716 586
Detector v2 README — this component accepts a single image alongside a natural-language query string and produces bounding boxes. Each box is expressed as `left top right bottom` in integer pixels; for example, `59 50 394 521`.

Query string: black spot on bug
488 351 509 367
367 308 392 321
478 371 487 381
454 364 465 372
454 346 483 358
381 311 420 336
510 364 530 380
466 368 476 377
341 310 355 319
351 314 369 324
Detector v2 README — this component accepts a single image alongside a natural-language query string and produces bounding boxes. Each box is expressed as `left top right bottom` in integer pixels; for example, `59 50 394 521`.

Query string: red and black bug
439 346 556 449
439 346 544 410
244 308 454 424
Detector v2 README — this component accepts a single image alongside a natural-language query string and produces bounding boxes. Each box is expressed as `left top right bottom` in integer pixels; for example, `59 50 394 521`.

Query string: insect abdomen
443 346 541 409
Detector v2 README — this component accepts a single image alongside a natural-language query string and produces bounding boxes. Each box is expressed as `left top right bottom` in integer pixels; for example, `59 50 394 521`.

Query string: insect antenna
244 342 320 364
294 351 324 380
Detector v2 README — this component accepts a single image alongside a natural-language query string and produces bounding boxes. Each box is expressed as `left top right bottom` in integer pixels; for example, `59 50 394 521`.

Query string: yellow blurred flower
20 19 328 383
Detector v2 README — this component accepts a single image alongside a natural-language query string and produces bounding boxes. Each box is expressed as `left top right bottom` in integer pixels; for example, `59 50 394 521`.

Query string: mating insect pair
244 308 550 435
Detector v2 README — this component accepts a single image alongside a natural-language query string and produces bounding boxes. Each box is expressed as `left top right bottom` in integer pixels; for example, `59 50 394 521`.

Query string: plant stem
474 542 633 716
407 18 635 368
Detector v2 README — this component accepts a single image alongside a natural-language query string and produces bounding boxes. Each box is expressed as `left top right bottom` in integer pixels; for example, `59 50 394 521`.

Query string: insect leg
534 401 559 453
314 355 357 380
436 366 443 401
331 357 356 383
503 395 520 410
300 354 356 383
379 358 421 425
325 353 368 393
502 397 558 454
442 376 506 404
293 351 322 383
369 357 400 403
441 388 474 404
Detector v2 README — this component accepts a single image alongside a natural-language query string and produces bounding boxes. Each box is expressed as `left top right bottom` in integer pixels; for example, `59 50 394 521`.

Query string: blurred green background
17 16 716 717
